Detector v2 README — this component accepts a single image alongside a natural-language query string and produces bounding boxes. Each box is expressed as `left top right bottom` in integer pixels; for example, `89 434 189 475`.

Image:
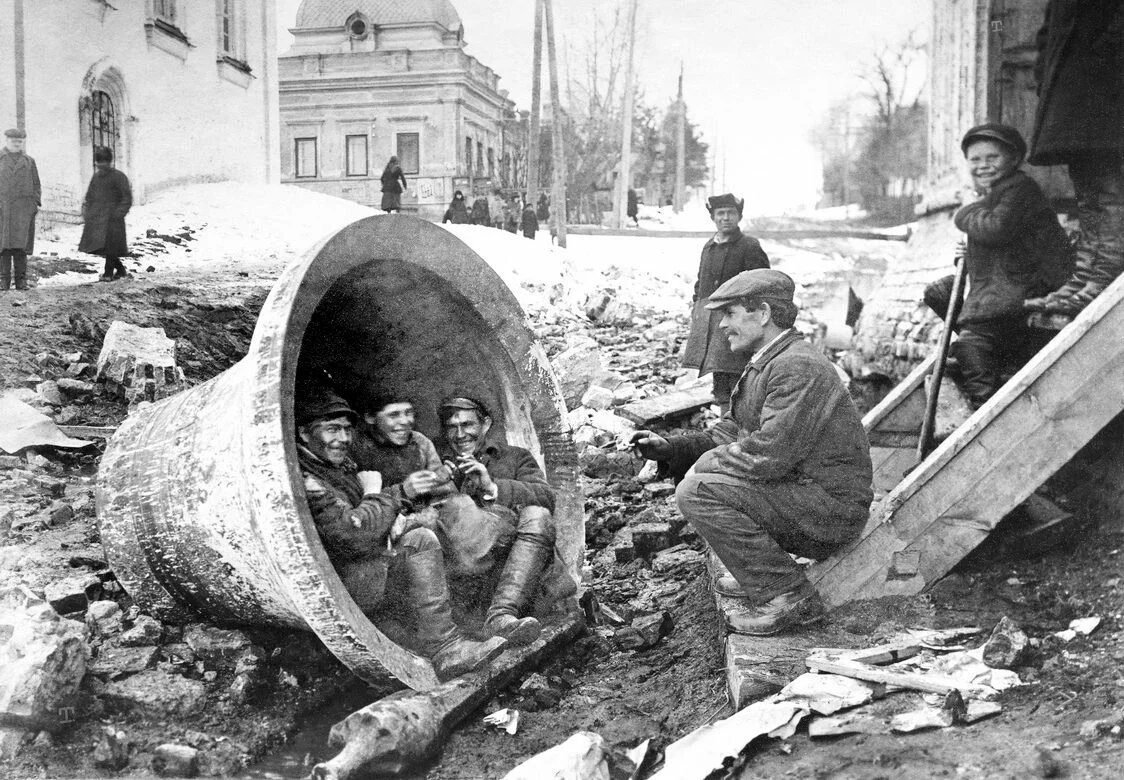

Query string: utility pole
674 62 686 212
614 0 639 228
527 0 545 207
544 0 568 247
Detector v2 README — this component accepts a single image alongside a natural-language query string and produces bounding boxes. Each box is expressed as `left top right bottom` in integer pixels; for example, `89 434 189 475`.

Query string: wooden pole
674 62 686 212
544 0 568 248
527 0 545 207
916 255 967 464
614 0 639 228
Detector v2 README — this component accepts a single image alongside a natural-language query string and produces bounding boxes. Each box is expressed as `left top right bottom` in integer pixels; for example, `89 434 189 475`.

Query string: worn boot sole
433 635 507 681
725 595 827 637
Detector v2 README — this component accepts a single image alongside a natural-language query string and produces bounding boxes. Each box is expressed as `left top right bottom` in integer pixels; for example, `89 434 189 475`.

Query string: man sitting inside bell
436 395 558 646
630 270 873 636
295 385 505 680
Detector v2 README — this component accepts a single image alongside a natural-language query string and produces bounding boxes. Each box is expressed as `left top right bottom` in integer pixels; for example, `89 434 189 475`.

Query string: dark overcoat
78 167 132 257
954 170 1072 323
664 330 873 521
380 164 407 211
1028 0 1124 165
681 229 770 375
0 150 40 252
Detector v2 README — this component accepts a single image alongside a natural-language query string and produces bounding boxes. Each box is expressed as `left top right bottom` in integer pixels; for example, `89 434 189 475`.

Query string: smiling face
711 206 741 236
965 139 1019 190
368 401 415 446
718 301 770 354
300 415 354 467
442 408 492 457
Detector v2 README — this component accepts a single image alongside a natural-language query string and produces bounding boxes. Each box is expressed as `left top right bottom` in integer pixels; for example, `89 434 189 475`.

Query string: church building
0 1 280 226
279 0 527 220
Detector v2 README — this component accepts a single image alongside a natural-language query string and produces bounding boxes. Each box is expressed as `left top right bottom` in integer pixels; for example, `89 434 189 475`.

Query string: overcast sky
276 0 931 214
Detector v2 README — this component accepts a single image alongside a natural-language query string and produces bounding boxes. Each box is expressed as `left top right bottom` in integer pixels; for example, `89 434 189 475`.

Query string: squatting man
632 269 873 635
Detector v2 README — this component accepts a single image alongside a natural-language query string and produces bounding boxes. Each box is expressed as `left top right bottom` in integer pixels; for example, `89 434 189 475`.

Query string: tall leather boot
405 544 506 681
0 252 10 291
483 513 555 646
12 251 28 290
1064 198 1124 313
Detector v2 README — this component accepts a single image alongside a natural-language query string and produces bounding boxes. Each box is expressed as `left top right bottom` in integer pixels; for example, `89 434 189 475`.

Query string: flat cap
704 269 796 310
706 193 744 215
961 123 1027 160
4 128 26 139
439 395 490 418
295 385 357 426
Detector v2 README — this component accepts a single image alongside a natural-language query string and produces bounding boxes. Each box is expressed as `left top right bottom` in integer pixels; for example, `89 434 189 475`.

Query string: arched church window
89 90 119 165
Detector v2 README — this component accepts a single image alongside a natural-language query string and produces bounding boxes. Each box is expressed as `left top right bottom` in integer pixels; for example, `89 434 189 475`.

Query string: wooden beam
57 425 117 439
811 273 1124 605
525 0 544 206
543 0 568 248
616 383 714 425
805 657 989 697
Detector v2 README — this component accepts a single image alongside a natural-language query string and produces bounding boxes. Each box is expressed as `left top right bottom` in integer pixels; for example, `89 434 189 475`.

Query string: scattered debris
483 708 520 735
1054 616 1101 641
95 321 186 405
0 394 92 453
982 616 1030 669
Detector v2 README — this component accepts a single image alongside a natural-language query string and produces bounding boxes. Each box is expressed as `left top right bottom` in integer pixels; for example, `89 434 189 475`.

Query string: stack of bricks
848 213 961 382
95 321 186 405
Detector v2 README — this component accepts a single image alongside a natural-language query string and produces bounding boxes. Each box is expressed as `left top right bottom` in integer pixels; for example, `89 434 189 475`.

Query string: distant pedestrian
79 145 133 282
504 195 520 233
626 187 639 227
443 190 470 224
488 189 505 229
682 193 771 411
521 200 538 240
470 191 491 225
536 193 556 244
379 156 408 213
0 128 40 292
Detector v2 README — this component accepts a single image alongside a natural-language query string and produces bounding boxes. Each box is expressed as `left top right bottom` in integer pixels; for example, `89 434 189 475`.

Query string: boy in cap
632 269 872 635
681 193 770 411
436 395 559 645
295 385 506 680
924 124 1071 409
0 128 40 291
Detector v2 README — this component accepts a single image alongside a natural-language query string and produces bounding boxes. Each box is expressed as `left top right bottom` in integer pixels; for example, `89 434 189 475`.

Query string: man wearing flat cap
924 123 1071 409
0 128 40 291
633 269 872 635
682 193 770 411
295 384 506 680
435 395 560 646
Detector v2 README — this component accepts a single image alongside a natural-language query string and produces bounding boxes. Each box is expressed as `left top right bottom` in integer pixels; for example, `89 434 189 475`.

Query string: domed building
279 0 527 219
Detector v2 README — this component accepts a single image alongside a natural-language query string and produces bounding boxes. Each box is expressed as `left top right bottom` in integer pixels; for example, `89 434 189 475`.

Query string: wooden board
57 425 117 439
811 273 1124 605
617 383 715 425
862 353 936 435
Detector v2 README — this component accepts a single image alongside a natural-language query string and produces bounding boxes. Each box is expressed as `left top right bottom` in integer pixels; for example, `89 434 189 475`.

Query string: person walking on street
626 187 639 227
488 189 506 229
682 193 771 411
0 128 40 291
380 156 408 213
1024 0 1124 315
79 146 133 282
443 190 471 224
521 198 538 240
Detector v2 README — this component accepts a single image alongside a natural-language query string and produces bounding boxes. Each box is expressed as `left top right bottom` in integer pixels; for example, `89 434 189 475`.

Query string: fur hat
706 193 744 216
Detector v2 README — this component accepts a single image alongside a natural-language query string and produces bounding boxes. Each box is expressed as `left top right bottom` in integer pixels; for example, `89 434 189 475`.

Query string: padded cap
961 123 1027 160
295 385 358 426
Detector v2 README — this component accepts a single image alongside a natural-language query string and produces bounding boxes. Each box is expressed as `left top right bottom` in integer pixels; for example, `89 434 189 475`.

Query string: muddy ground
1 257 1122 779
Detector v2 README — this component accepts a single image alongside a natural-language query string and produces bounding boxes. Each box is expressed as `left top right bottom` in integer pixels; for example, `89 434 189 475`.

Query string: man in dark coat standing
681 193 771 410
0 128 40 291
1024 0 1124 315
79 146 132 281
633 270 872 636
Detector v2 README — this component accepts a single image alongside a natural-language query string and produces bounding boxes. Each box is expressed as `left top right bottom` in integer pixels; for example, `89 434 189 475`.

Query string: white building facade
0 0 280 225
279 0 527 221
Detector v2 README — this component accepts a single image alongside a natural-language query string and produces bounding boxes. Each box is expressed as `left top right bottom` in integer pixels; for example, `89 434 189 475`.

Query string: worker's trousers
676 472 865 604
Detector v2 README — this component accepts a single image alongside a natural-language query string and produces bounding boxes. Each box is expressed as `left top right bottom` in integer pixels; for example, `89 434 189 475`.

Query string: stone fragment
120 615 164 647
35 381 63 406
631 611 673 648
43 573 101 614
983 616 1030 669
0 584 89 734
889 706 954 733
632 521 673 559
0 455 22 469
642 482 675 497
579 449 639 479
95 321 186 405
88 645 160 677
86 600 122 637
963 700 1002 724
552 340 603 409
809 713 890 737
64 362 92 378
55 378 97 397
580 384 615 411
63 352 83 364
93 726 130 770
651 545 704 574
183 624 251 668
33 476 65 498
153 743 200 777
48 502 74 526
103 670 207 717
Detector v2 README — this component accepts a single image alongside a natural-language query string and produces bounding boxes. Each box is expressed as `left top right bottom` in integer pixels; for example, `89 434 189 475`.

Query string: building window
488 147 495 179
396 133 419 175
154 0 177 24
89 91 119 166
465 136 474 176
345 134 368 176
346 12 369 38
476 141 484 178
295 137 318 178
217 0 243 59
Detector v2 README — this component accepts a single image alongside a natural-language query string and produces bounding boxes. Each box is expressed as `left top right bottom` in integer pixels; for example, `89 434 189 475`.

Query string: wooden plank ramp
810 273 1124 606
